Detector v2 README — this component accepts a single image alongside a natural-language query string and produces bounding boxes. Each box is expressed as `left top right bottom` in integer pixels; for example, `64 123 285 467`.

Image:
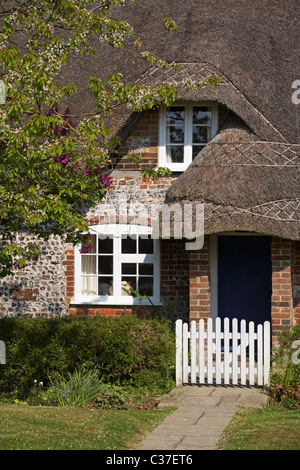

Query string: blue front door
218 236 272 326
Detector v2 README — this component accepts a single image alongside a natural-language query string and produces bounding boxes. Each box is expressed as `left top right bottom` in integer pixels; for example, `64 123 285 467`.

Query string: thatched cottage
1 0 299 345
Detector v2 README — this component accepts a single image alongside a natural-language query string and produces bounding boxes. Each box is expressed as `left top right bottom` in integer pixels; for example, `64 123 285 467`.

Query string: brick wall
112 109 159 171
271 238 294 342
189 237 210 324
292 240 300 325
159 238 190 322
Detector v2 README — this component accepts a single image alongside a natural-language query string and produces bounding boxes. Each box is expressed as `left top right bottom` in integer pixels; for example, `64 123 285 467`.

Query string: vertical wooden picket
207 318 213 383
257 323 263 386
249 321 255 386
215 317 222 384
183 322 189 384
175 319 183 386
264 321 271 386
224 317 230 385
232 318 238 384
190 320 197 383
199 319 205 384
240 320 247 385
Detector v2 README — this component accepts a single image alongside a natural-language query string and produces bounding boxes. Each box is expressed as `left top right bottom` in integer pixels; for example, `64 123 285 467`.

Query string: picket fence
176 317 271 387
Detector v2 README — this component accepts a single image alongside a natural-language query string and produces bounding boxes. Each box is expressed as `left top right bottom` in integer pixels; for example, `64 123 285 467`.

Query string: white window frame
73 224 161 305
159 101 218 172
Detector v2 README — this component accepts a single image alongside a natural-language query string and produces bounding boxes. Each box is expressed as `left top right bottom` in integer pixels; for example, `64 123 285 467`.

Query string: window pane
98 237 113 254
81 276 97 296
121 278 136 295
193 106 211 124
166 106 185 125
81 256 96 274
122 236 137 254
139 263 153 275
166 126 184 144
98 277 113 295
192 146 204 159
98 255 113 274
122 263 137 275
138 237 153 254
193 126 208 144
139 277 154 297
166 145 184 163
81 234 96 254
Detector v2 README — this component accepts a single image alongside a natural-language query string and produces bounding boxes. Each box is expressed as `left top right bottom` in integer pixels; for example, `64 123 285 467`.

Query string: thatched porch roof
159 113 300 241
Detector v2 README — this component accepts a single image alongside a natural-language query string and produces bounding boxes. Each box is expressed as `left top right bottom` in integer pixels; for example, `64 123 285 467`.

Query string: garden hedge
0 315 175 399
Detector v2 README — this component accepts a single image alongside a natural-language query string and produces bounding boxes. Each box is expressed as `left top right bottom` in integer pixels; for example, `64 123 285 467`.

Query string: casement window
159 102 218 171
74 225 160 305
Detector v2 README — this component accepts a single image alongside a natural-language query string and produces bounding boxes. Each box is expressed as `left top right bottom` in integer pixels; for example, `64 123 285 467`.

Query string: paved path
134 385 269 451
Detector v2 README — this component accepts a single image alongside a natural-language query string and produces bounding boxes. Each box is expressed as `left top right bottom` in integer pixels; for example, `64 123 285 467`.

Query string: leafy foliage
0 314 175 399
44 369 108 407
42 368 158 409
0 0 219 276
268 323 300 409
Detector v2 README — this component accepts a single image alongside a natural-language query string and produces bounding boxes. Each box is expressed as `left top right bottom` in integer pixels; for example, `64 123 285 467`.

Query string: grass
217 405 300 450
0 404 174 450
1 399 300 451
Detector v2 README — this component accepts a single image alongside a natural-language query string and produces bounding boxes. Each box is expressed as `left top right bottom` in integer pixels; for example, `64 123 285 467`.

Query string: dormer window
159 102 218 171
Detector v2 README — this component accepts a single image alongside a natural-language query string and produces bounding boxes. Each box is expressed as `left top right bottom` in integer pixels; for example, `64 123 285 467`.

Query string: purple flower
80 232 94 253
60 153 70 168
101 173 112 189
80 245 94 253
49 107 72 135
83 166 91 176
53 153 70 168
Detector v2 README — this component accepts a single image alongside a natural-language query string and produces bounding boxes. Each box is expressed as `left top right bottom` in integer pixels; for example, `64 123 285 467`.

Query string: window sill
70 297 162 307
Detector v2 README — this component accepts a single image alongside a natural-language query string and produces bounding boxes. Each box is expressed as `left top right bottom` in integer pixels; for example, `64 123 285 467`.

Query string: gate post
176 319 183 386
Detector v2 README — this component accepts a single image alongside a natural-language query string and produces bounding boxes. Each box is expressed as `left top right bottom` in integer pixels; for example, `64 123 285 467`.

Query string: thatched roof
51 0 299 145
159 113 300 240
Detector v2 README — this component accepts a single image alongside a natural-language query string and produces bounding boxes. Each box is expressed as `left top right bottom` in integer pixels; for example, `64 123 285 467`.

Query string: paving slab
134 384 268 451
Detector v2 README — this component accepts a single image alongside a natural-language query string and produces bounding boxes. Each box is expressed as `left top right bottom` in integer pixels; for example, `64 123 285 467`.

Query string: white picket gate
176 317 271 387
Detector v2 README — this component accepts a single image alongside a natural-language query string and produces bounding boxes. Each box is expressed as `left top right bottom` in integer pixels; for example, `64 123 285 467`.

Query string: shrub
44 369 107 407
268 323 300 409
0 314 175 399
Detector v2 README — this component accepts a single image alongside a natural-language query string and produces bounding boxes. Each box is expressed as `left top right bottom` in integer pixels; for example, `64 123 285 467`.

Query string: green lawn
0 404 174 450
217 406 300 450
1 402 300 451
